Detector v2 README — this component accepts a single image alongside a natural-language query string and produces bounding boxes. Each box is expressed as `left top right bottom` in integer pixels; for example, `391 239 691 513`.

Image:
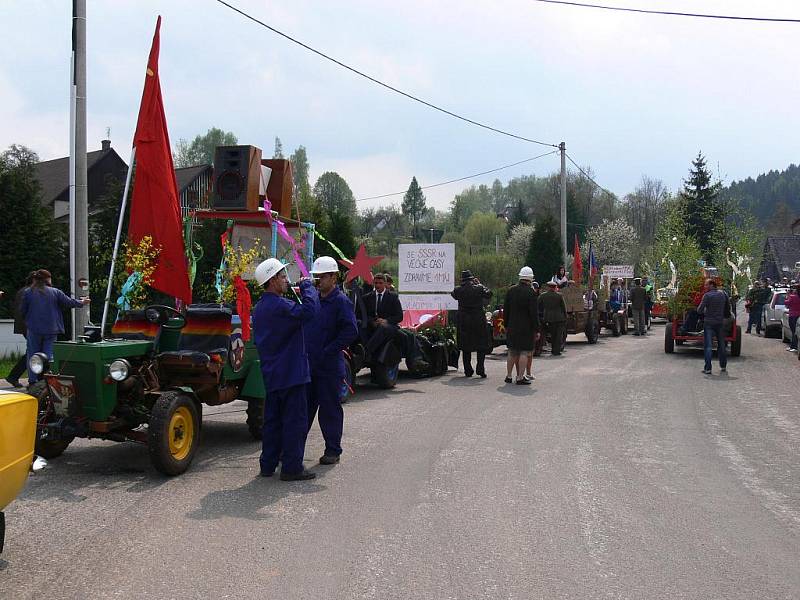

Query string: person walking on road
698 278 731 375
253 258 320 481
745 281 769 334
629 277 648 336
503 267 540 384
524 281 542 381
305 257 359 465
539 280 567 356
784 285 800 352
5 271 35 388
20 269 90 385
452 270 492 378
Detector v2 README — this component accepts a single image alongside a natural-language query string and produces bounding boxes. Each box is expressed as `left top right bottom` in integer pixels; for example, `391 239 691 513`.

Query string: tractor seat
157 305 232 373
111 310 160 340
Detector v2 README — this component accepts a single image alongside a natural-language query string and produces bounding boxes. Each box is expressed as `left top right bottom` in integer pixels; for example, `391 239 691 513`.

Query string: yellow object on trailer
0 389 37 553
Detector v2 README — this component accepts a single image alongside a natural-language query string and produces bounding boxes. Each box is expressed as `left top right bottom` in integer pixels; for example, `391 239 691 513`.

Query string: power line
565 153 616 198
356 150 558 202
530 0 800 23
214 0 558 148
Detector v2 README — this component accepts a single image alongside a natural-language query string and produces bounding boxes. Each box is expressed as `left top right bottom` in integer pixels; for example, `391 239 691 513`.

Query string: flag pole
100 146 136 338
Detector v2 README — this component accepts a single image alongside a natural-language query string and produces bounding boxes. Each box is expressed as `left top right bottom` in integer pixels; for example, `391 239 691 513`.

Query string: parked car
761 288 788 338
780 308 796 344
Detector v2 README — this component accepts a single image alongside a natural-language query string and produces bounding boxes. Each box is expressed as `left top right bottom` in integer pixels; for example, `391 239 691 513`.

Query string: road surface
2 326 799 599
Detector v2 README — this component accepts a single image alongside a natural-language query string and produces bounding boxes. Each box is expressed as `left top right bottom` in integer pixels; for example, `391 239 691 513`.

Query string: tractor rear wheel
730 326 742 357
148 392 200 476
371 362 399 389
664 324 675 353
246 396 264 440
585 319 600 344
30 381 72 459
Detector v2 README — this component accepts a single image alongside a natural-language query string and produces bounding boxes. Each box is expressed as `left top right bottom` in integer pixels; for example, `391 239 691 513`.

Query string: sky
1 0 798 211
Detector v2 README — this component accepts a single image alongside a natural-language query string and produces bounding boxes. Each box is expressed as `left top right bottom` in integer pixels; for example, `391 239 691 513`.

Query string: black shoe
515 378 531 385
260 470 274 477
6 378 20 388
745 329 751 334
280 469 316 481
319 455 340 465
504 376 513 384
476 371 487 378
464 372 473 378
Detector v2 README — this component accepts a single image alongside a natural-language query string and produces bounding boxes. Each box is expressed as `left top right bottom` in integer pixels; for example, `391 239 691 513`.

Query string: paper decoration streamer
116 271 143 310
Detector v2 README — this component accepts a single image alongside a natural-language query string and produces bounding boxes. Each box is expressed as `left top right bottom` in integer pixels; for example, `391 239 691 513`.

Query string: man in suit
363 273 427 370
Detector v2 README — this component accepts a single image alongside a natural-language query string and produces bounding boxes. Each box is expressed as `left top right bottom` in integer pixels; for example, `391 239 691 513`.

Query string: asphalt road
2 325 799 599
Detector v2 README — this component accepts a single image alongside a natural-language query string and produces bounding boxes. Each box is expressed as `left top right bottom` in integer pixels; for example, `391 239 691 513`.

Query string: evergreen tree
273 136 284 159
681 152 721 260
0 145 67 317
526 213 562 283
402 176 426 240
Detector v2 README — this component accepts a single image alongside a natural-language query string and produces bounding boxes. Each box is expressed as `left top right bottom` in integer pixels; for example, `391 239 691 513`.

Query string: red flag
128 17 191 304
572 234 583 284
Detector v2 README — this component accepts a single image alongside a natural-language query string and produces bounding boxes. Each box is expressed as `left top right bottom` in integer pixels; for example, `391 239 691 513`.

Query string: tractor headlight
29 352 49 375
109 359 131 382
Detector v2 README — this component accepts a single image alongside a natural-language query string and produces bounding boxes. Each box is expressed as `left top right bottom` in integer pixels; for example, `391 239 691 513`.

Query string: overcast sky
1 0 798 210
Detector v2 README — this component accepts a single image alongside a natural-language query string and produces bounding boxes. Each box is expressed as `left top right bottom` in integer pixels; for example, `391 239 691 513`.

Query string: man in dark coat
539 281 567 355
363 273 404 357
6 272 35 387
451 270 492 378
503 267 540 385
629 277 648 336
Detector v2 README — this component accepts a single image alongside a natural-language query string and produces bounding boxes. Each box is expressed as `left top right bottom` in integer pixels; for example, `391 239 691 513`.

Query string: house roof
175 164 212 193
761 236 800 274
34 148 120 205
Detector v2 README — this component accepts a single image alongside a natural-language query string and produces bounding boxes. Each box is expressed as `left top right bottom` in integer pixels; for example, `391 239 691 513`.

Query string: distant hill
721 164 800 230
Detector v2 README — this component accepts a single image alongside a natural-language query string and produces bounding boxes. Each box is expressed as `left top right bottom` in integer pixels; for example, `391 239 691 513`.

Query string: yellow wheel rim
167 406 194 461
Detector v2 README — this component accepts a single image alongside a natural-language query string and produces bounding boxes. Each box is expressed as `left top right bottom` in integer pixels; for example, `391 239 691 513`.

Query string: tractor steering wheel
144 305 187 330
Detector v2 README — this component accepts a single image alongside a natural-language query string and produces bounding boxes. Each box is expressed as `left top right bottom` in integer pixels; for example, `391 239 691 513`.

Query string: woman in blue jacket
20 269 90 384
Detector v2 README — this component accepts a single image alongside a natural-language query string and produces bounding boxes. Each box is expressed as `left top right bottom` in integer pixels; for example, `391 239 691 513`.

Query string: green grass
0 354 22 380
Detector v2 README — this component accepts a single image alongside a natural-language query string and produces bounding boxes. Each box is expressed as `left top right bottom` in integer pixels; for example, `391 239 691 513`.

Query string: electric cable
214 0 558 147
530 0 800 23
356 150 558 202
565 152 616 198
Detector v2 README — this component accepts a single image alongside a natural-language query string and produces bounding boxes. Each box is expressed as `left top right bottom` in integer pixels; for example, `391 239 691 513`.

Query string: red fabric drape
128 16 192 304
233 276 252 341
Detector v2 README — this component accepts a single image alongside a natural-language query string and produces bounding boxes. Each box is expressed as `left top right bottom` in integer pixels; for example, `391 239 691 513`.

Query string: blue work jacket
305 287 359 379
21 286 84 335
253 280 320 392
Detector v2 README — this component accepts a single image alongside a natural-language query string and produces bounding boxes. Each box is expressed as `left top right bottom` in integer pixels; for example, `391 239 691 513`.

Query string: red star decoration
339 243 384 284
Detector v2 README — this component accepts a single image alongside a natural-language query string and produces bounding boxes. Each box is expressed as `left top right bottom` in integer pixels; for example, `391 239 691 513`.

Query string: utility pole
72 0 90 338
559 141 567 267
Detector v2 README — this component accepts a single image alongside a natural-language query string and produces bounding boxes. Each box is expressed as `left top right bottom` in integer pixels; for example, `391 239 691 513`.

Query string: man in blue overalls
305 256 359 465
253 258 319 481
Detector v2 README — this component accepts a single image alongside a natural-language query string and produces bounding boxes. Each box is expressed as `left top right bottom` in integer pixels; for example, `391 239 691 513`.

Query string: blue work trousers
703 324 727 372
260 384 309 475
790 315 799 350
307 375 344 457
26 333 57 384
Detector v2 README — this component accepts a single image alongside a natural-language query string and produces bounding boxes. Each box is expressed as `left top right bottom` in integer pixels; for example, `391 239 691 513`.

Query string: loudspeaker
261 159 294 218
212 145 262 211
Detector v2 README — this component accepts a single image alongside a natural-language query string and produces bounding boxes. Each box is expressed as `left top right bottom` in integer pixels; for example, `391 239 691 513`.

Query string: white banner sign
399 294 458 311
603 264 634 278
398 243 455 292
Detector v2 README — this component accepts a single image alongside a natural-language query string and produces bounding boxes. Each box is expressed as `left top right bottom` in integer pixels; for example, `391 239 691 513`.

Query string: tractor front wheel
148 392 200 476
730 326 742 357
371 362 399 389
246 396 264 440
30 381 72 459
664 324 675 353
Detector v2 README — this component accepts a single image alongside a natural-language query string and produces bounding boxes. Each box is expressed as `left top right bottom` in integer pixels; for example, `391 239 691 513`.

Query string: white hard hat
310 256 339 275
518 266 534 281
254 258 286 286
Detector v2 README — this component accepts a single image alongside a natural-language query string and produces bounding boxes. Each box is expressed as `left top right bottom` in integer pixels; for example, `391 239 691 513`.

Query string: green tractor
29 304 265 475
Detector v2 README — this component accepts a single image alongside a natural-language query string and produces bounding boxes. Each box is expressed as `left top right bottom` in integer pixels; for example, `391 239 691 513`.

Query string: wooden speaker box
261 159 294 218
212 145 262 211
